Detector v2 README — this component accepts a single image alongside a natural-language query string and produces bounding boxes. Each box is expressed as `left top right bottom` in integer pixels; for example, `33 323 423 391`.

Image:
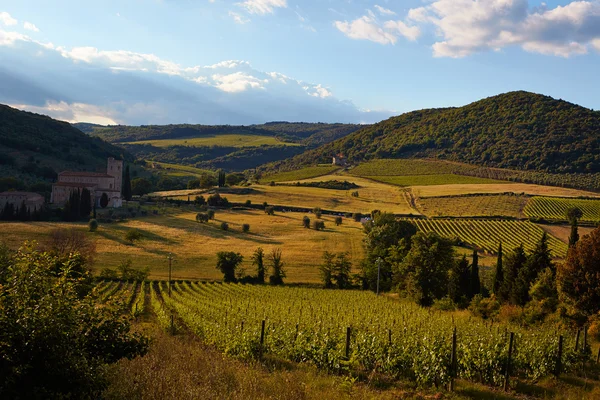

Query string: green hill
265 91 600 175
0 104 132 192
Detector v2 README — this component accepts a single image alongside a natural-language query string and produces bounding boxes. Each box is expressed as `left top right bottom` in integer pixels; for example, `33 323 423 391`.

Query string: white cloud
237 0 287 15
334 12 421 44
0 11 17 26
307 84 332 98
0 30 27 46
10 101 119 125
384 20 420 41
409 0 600 58
375 5 396 16
229 11 250 24
212 71 268 92
592 38 600 51
204 60 250 69
23 22 39 32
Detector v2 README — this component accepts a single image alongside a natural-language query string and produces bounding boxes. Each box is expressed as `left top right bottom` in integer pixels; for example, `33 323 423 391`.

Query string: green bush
195 213 209 223
352 213 362 222
207 210 215 220
125 229 143 243
265 206 275 216
313 220 325 231
242 223 250 233
302 216 310 228
88 219 98 232
335 216 343 226
313 207 322 219
220 222 229 231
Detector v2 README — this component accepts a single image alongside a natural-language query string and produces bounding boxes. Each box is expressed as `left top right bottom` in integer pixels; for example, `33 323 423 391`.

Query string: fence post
504 332 514 392
345 327 351 359
555 336 563 376
449 327 457 391
259 320 266 358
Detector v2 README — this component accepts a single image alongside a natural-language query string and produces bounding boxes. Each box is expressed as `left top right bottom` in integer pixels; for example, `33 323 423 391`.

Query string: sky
1 0 599 125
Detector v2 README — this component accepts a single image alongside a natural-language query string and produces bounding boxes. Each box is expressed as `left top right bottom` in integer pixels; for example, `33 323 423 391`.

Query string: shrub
352 213 362 222
207 193 229 208
265 206 275 216
302 216 310 228
194 195 206 205
195 213 209 223
268 248 285 285
125 229 143 243
313 207 322 219
117 259 150 281
433 297 457 311
269 181 276 186
469 294 501 320
220 222 229 231
88 219 98 232
245 200 252 206
313 220 325 231
207 210 215 220
335 216 342 226
242 224 250 233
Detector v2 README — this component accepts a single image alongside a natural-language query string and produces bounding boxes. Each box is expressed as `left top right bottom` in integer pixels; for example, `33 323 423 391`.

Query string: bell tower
107 157 123 194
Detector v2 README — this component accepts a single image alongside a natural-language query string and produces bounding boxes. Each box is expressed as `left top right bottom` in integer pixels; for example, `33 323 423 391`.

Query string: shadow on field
105 225 179 245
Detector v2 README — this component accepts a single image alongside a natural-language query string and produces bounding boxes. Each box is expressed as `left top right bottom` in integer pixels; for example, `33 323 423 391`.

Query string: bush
195 213 209 223
125 229 143 243
313 220 325 231
265 206 275 216
302 216 310 228
352 213 362 222
116 259 150 281
469 294 501 319
88 219 98 232
207 210 215 220
433 297 457 311
220 222 229 231
245 200 252 206
335 216 342 226
313 207 322 219
242 224 250 233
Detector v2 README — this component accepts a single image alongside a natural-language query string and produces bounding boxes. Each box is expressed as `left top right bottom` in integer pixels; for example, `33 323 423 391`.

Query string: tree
80 188 92 218
395 232 454 306
131 178 153 196
352 213 362 222
100 192 109 209
335 216 343 226
302 216 310 228
225 173 244 186
319 251 335 288
566 207 583 224
513 233 552 306
333 252 352 289
217 170 226 188
313 220 325 230
194 195 206 206
207 193 229 208
265 206 275 215
88 219 98 232
502 244 527 305
44 228 97 266
313 207 322 219
470 250 481 298
216 252 244 283
269 248 285 285
492 243 504 297
125 229 143 243
123 165 132 202
187 179 201 190
568 221 579 249
220 222 229 231
199 174 217 189
448 255 471 307
0 243 148 398
195 213 209 223
252 247 265 283
557 227 600 317
242 223 250 233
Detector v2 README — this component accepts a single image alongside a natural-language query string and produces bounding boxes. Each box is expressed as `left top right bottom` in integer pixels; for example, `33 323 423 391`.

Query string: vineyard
524 196 600 223
97 280 588 389
417 194 527 218
406 218 568 257
262 166 340 183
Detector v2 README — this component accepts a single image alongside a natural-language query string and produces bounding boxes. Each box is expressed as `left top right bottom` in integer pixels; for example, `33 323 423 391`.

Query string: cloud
592 38 600 51
211 71 267 92
11 100 119 125
0 11 17 26
0 30 27 46
375 5 396 16
306 84 332 98
408 0 600 58
23 22 39 32
237 0 287 15
334 12 420 44
228 11 250 24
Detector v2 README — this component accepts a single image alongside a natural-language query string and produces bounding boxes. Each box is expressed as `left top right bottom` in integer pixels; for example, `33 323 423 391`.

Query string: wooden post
575 329 581 352
449 327 457 391
555 336 563 376
504 332 514 392
259 320 265 358
345 327 351 359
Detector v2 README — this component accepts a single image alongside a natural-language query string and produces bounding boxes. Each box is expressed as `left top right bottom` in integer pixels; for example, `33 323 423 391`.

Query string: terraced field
408 218 567 257
524 196 600 223
417 194 527 218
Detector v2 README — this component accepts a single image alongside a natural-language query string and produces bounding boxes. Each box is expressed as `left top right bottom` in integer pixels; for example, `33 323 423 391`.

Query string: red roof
58 171 113 177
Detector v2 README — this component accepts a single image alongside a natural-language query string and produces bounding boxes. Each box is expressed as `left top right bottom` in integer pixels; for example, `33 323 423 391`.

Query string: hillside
76 122 362 171
0 104 132 191
265 91 600 174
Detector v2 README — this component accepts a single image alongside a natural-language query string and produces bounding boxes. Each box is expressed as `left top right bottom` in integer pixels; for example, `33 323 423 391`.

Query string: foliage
265 206 275 215
468 294 501 320
335 216 343 226
242 223 250 233
312 220 325 231
285 180 359 190
131 178 154 196
123 165 132 201
100 192 109 208
557 227 600 317
89 218 99 232
216 252 244 283
207 209 215 220
207 193 230 208
313 207 322 218
44 228 97 267
195 212 209 223
220 222 229 231
252 247 265 283
302 216 310 228
268 248 285 285
492 243 503 296
125 229 143 243
113 259 150 281
0 243 148 398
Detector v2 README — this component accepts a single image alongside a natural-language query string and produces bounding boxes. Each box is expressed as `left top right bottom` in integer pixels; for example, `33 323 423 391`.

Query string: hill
75 122 362 171
264 91 600 175
0 104 132 192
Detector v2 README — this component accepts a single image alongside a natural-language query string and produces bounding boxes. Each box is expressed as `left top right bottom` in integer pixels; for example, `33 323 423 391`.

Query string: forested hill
265 91 600 174
0 104 132 189
75 122 362 148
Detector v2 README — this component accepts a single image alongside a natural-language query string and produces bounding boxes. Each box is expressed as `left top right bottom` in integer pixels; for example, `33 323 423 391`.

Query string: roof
58 171 113 178
53 182 99 188
0 191 44 199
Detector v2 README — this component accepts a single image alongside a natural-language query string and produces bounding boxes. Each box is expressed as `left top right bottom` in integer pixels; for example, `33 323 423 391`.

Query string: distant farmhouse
332 154 348 166
51 157 123 208
0 191 45 212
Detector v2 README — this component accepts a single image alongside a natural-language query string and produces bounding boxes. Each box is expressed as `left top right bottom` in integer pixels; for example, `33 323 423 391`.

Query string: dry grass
0 210 365 283
412 183 600 198
417 194 528 218
537 224 595 245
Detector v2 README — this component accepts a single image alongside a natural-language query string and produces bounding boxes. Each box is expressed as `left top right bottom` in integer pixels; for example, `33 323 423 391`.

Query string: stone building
51 157 123 208
0 191 45 212
332 154 348 166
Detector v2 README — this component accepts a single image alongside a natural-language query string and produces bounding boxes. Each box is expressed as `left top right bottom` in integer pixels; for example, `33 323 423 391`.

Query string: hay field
126 134 295 148
0 210 365 283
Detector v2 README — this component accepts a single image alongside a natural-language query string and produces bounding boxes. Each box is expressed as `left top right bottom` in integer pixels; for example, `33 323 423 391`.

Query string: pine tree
448 255 470 306
568 219 579 248
470 250 481 298
513 233 553 306
252 247 265 283
123 165 132 202
492 243 504 297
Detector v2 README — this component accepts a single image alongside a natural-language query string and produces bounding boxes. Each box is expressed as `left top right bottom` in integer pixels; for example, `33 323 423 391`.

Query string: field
411 183 599 198
524 196 600 222
0 209 365 283
149 161 214 178
126 134 297 148
408 218 568 257
350 159 461 176
101 280 587 390
417 194 528 218
261 166 341 183
362 174 500 186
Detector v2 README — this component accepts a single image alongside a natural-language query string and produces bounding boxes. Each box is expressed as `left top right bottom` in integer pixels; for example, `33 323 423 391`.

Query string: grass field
261 166 341 183
417 194 528 218
408 218 568 257
126 134 297 148
350 159 461 176
524 196 600 222
362 174 501 186
149 161 214 178
0 210 365 283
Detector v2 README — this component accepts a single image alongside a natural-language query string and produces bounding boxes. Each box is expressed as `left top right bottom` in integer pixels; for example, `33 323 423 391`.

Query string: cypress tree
504 244 528 305
80 188 92 218
123 165 132 202
448 255 470 306
470 250 481 298
568 219 579 248
492 243 504 297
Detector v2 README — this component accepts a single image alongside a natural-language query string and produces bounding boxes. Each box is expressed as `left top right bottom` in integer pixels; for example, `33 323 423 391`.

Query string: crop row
524 197 600 222
154 282 586 388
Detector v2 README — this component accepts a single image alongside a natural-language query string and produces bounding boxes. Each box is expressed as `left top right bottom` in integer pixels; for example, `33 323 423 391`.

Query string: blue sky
1 0 599 124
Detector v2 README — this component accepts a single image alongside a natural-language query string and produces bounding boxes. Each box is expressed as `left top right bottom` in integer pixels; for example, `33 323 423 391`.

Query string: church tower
107 157 123 195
